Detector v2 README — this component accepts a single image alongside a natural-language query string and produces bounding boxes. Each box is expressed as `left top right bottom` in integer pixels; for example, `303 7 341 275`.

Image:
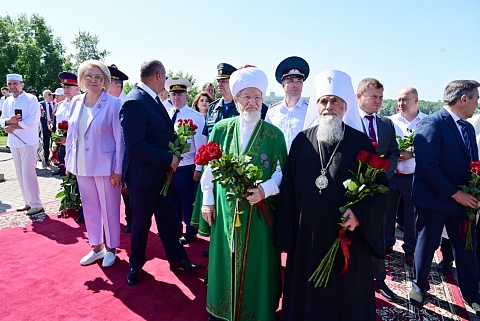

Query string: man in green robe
200 67 287 321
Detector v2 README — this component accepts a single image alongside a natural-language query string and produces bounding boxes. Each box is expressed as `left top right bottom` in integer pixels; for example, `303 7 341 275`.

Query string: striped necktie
457 119 473 160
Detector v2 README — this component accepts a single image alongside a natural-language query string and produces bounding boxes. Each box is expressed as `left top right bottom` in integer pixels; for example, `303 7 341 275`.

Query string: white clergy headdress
7 74 23 82
229 67 268 98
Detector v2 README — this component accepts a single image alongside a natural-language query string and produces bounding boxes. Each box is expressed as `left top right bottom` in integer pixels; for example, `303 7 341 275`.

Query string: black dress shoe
124 225 131 233
436 260 453 274
404 252 414 267
127 269 140 286
179 234 197 245
208 315 222 321
75 210 84 223
466 301 480 316
170 259 203 271
376 280 397 301
409 288 426 307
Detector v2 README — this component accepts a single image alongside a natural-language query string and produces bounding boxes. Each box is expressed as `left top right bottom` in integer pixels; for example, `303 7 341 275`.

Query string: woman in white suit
65 60 124 267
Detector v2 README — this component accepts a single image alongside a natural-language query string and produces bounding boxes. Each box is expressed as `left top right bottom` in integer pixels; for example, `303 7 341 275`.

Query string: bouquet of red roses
459 161 480 250
51 120 68 161
160 118 198 196
195 141 265 227
309 150 390 287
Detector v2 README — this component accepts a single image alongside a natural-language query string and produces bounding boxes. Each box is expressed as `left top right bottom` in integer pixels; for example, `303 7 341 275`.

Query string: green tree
166 70 200 107
123 82 133 95
70 30 110 72
0 14 67 93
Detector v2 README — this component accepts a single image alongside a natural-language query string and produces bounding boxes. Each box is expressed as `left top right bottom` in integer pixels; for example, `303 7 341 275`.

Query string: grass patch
0 135 7 146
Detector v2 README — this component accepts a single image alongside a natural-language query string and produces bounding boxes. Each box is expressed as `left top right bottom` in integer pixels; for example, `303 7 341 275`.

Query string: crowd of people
1 55 480 320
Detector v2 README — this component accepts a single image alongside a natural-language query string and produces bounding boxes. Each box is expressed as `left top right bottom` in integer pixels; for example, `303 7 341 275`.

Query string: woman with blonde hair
65 60 124 267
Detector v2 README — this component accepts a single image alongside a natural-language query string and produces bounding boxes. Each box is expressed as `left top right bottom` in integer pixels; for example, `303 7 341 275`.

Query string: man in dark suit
356 78 400 302
39 89 54 167
120 59 202 286
409 80 480 315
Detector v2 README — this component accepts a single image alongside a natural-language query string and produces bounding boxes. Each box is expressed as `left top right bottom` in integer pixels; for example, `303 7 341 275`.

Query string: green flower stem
309 228 344 288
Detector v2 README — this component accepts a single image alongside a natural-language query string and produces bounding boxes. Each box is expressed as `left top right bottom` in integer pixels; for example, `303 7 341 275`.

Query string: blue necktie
457 119 473 160
171 109 179 124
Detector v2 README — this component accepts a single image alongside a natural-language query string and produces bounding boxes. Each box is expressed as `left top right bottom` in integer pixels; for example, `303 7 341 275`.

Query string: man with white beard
275 70 388 321
199 67 287 321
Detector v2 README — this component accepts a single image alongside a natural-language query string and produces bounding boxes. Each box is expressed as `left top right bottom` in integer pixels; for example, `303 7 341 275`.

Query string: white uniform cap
229 67 268 98
7 74 23 82
54 88 64 95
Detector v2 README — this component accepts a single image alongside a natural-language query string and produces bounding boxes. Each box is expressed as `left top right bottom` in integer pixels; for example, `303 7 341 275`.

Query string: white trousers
77 176 121 248
11 145 42 208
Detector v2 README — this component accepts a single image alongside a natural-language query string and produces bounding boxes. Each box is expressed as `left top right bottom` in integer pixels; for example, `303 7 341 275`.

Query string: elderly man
53 88 64 105
0 74 43 215
275 70 387 321
165 76 206 245
200 67 287 321
409 80 480 315
40 89 55 167
386 87 426 267
120 59 202 287
266 56 310 151
52 72 79 176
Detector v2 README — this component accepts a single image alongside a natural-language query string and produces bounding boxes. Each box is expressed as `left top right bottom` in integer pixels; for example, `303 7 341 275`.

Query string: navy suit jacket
120 85 174 188
412 107 479 213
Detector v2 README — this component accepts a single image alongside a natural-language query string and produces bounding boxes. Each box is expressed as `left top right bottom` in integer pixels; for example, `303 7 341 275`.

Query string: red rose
198 145 206 154
356 150 371 163
206 141 222 159
471 161 480 175
58 120 68 130
368 154 390 171
194 153 208 166
372 142 378 150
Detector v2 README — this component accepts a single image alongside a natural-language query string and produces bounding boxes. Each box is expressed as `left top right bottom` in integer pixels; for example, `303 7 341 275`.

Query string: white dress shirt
168 105 207 171
265 97 308 151
389 110 426 174
201 118 283 206
55 99 72 129
358 107 379 142
0 92 40 147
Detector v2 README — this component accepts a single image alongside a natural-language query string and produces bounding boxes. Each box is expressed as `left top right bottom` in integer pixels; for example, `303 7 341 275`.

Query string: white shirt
389 110 427 174
162 99 174 112
265 98 308 151
358 107 379 142
119 92 127 104
76 104 94 176
44 101 55 121
0 92 40 147
200 118 283 206
55 99 72 129
168 105 207 171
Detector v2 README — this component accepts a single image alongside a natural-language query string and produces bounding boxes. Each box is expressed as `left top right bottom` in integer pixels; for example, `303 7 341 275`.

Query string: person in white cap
0 74 44 215
164 76 206 245
53 88 65 105
275 70 387 321
200 67 287 321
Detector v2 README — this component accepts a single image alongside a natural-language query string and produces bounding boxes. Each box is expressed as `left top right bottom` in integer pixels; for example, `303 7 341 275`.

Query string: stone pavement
0 149 62 213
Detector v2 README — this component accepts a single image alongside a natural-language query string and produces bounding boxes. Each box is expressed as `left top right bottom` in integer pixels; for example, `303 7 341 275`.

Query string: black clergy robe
275 124 387 321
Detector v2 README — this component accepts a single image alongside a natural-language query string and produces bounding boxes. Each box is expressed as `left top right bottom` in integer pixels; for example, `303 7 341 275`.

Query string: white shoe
26 207 44 215
102 251 116 267
80 247 106 266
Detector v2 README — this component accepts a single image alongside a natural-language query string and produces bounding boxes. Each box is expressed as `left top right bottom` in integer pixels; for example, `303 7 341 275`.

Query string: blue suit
120 84 187 270
412 107 480 303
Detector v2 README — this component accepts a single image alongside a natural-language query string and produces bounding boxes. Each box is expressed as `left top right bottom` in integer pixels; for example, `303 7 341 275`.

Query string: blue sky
3 0 480 101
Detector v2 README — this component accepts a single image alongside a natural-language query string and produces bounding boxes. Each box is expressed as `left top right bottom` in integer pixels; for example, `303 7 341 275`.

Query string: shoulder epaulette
269 101 282 108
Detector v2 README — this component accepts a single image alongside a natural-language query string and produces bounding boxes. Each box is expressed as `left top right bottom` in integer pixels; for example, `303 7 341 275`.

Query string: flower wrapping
309 150 390 287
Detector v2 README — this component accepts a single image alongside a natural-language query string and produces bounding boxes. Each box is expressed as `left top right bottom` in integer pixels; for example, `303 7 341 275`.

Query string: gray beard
316 114 344 144
240 109 261 124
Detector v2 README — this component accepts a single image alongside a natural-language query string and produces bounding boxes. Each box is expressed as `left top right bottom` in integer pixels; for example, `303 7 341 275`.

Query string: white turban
229 67 268 98
303 70 362 131
7 74 23 82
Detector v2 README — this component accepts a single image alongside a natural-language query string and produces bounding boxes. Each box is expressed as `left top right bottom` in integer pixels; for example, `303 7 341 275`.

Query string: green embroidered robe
199 117 287 321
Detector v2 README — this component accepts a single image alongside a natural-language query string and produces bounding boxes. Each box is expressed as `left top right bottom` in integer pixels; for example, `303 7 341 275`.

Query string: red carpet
0 202 471 320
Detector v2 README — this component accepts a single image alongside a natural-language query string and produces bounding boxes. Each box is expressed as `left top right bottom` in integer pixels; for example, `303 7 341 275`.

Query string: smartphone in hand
14 109 22 117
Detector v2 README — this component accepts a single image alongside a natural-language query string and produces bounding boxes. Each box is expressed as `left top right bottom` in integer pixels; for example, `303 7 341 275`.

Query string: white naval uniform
0 92 42 208
265 97 308 151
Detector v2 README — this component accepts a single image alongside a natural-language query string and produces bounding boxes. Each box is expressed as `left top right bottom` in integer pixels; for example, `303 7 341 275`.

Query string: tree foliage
70 30 110 72
0 14 67 93
378 99 443 117
166 70 200 107
123 82 134 95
